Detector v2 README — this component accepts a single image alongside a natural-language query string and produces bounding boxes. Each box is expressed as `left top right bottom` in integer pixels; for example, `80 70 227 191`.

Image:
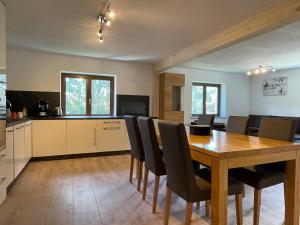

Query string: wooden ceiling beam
153 0 300 72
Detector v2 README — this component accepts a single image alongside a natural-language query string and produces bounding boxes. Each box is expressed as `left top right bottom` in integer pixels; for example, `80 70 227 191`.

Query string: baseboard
30 150 130 162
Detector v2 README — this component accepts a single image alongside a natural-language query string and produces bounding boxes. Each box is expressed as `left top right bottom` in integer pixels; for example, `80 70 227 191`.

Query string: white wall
0 1 6 70
7 48 154 113
167 67 250 123
250 67 300 116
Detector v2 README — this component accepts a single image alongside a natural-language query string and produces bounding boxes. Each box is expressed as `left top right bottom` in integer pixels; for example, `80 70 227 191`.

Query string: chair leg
136 159 139 178
152 176 160 213
196 202 200 208
205 200 211 217
235 194 243 225
142 168 149 200
129 156 134 183
184 202 193 225
137 161 143 191
164 187 172 225
254 189 262 225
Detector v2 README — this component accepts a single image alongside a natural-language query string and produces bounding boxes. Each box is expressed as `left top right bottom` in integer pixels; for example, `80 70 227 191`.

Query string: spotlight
108 10 115 18
99 37 103 43
106 20 111 26
246 71 252 76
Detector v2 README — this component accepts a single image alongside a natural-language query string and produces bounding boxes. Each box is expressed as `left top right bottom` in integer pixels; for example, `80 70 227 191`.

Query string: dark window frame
192 82 221 117
61 73 115 116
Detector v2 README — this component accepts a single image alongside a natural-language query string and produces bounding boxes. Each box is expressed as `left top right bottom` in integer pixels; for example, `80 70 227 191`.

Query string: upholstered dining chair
138 117 166 213
197 115 215 126
125 115 145 191
158 121 244 225
226 116 249 134
229 117 297 225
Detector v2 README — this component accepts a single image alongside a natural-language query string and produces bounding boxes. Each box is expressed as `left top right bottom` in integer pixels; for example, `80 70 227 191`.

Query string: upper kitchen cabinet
0 1 6 69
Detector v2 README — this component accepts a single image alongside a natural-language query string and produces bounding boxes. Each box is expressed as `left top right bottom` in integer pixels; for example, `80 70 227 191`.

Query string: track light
96 2 115 43
246 65 276 76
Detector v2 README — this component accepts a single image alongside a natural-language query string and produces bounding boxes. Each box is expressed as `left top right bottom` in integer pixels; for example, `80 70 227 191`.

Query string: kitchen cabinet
13 123 25 178
67 120 97 154
24 121 32 163
32 120 67 156
98 119 130 152
0 2 6 69
5 127 14 186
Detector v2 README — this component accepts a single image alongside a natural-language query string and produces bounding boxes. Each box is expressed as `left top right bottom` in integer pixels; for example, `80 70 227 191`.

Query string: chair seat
195 168 244 196
229 166 285 190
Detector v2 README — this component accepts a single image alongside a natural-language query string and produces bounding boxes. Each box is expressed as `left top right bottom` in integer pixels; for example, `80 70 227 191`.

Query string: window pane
206 86 219 114
91 79 111 115
65 77 87 115
191 85 203 115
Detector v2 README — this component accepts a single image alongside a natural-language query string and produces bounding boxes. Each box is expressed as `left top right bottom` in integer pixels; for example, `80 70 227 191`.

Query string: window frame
61 73 115 116
191 82 221 117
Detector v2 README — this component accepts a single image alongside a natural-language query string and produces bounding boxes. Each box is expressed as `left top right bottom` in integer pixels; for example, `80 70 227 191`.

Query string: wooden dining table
158 128 300 225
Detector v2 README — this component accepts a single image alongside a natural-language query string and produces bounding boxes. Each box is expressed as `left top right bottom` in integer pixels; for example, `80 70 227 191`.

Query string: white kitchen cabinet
67 120 97 154
0 2 6 69
32 120 67 156
24 121 32 163
4 127 14 186
13 123 25 178
98 119 130 152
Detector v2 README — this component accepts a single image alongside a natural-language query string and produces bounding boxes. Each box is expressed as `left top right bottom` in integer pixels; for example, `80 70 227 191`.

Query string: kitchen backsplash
6 90 60 116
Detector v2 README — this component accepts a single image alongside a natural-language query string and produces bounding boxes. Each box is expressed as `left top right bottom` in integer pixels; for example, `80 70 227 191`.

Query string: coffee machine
37 100 50 116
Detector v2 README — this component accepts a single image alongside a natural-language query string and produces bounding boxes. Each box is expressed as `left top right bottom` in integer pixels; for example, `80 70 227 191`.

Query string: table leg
284 152 300 225
211 159 229 225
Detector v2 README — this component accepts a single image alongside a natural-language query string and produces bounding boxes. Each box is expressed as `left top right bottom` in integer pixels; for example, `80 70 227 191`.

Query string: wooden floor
0 155 289 225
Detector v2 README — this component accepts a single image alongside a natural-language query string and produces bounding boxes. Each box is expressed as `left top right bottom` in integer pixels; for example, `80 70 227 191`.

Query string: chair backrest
226 116 249 134
158 121 198 202
138 117 165 175
197 115 215 126
259 117 296 142
124 115 144 161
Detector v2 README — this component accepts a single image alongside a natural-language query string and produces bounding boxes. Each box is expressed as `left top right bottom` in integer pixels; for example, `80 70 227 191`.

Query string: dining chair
125 115 145 191
138 117 166 213
158 121 244 225
197 115 215 126
229 117 297 225
226 116 249 134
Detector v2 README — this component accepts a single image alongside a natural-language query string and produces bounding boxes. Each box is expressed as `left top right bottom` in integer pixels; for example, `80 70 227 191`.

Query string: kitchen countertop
6 115 125 127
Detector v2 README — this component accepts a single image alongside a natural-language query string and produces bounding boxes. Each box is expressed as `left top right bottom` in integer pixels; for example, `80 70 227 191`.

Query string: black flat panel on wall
117 95 149 117
6 90 60 116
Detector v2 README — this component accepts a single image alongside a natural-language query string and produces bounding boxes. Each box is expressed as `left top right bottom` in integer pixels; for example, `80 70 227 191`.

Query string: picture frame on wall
263 77 287 96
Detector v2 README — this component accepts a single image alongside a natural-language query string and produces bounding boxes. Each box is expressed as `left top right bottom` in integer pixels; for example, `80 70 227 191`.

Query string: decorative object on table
97 1 115 43
263 77 287 96
189 125 211 136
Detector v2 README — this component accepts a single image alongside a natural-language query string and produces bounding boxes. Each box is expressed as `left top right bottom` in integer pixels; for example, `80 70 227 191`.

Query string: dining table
158 128 300 225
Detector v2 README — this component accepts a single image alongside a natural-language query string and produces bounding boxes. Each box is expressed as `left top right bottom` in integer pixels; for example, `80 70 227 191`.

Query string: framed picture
263 77 287 96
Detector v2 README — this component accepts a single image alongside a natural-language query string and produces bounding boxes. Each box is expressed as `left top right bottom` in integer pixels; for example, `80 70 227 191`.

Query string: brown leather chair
138 117 166 213
229 118 296 225
197 115 214 126
226 116 249 134
125 115 145 191
158 121 244 225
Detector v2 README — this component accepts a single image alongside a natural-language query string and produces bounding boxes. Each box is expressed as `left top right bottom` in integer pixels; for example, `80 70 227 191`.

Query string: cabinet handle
103 121 120 124
6 130 13 133
0 177 7 185
94 128 97 146
103 127 121 130
0 154 7 159
16 126 25 130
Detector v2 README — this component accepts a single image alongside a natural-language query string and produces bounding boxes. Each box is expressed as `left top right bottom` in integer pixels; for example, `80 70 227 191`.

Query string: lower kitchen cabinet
67 120 98 154
13 123 25 178
24 121 32 163
98 119 130 152
32 120 67 156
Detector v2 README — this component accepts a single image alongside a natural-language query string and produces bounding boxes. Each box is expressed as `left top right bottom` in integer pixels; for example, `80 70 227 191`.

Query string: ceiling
181 20 300 74
6 0 282 63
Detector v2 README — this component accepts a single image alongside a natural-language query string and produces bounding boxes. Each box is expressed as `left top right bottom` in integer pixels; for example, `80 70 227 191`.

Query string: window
191 83 221 116
61 73 114 115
